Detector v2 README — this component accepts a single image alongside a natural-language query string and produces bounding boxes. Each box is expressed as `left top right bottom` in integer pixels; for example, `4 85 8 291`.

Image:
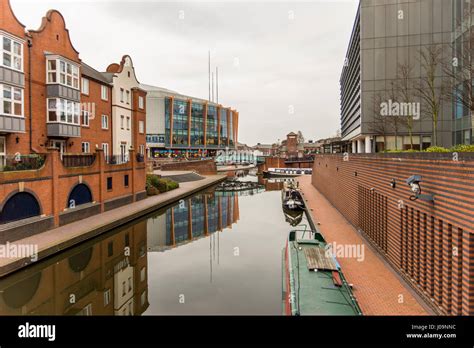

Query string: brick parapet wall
311 153 474 315
161 159 217 175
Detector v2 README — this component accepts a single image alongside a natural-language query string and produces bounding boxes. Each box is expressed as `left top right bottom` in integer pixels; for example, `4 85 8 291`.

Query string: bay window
1 84 23 116
47 57 80 90
2 36 22 71
47 98 80 125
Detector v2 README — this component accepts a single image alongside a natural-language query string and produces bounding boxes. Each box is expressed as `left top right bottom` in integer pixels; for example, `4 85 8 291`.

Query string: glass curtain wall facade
220 109 228 146
206 105 218 146
191 103 205 146
172 99 189 147
452 0 473 145
341 0 455 151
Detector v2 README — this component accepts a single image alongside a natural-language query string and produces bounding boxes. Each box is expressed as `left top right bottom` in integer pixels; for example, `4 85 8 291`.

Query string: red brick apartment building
0 0 147 241
312 153 474 315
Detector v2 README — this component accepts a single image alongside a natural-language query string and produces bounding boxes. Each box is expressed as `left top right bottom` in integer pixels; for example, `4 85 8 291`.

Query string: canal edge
0 175 228 278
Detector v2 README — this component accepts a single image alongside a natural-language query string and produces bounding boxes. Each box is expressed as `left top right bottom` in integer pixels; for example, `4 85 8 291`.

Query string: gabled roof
81 62 111 85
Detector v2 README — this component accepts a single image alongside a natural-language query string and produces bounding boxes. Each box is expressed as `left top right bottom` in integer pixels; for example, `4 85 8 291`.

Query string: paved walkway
0 175 226 277
298 176 429 315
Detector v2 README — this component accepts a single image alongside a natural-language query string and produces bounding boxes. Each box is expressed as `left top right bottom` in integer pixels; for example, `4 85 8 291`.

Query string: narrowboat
282 229 362 315
281 183 305 211
283 209 304 226
263 168 312 178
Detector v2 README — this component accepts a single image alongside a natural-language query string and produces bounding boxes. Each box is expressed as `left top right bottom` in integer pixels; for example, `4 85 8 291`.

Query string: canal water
0 176 310 315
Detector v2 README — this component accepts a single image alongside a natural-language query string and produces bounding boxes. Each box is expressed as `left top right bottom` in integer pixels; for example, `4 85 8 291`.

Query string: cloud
11 0 359 144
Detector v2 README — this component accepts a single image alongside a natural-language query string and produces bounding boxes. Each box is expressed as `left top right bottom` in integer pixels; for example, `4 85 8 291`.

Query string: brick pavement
298 176 429 315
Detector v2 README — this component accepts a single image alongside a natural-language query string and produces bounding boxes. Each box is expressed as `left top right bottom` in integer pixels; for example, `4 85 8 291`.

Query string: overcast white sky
11 0 358 145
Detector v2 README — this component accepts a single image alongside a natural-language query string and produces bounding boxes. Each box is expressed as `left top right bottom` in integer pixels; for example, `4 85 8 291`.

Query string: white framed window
1 84 23 116
126 90 130 104
141 290 146 306
101 85 108 101
2 36 22 71
81 142 90 153
104 289 111 306
138 96 144 109
101 114 109 129
120 115 125 129
81 103 91 127
81 78 89 95
47 58 79 89
138 120 144 134
102 143 109 157
47 98 80 124
139 144 145 156
126 116 130 130
140 267 146 282
120 88 124 103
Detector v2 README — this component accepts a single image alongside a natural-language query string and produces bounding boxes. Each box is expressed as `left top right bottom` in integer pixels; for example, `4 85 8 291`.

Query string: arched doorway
0 192 41 224
67 184 93 208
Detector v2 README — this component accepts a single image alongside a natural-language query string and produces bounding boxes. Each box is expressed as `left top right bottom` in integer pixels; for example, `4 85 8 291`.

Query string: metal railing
62 153 96 168
0 154 46 172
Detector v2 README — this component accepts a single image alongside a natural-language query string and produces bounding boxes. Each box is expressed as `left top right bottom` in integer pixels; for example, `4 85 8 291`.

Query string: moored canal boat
281 183 305 211
282 229 362 316
263 168 312 178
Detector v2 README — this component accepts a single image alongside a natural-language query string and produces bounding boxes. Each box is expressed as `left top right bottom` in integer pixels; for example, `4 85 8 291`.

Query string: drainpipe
27 38 39 154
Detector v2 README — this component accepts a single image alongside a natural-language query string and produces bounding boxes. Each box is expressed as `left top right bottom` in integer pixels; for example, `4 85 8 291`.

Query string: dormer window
47 57 80 90
2 36 22 71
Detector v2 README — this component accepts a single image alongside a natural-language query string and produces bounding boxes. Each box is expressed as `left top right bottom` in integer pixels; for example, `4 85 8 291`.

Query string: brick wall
161 159 217 175
311 153 474 315
0 148 146 242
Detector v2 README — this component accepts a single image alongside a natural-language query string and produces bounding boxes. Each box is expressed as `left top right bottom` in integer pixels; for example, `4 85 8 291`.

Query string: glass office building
144 84 238 158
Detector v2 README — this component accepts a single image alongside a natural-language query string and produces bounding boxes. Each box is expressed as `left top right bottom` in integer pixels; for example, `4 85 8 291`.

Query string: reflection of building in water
0 221 149 316
147 193 239 251
258 176 296 192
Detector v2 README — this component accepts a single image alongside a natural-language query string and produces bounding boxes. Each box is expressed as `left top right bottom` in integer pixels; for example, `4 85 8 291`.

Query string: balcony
0 154 46 172
0 115 25 133
47 123 81 138
62 153 96 168
106 154 129 165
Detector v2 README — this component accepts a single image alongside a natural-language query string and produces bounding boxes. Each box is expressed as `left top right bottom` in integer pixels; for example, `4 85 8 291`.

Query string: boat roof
288 238 362 315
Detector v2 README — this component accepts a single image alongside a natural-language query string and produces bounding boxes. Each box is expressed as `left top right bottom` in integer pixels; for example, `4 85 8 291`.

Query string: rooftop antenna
211 72 214 102
216 66 219 104
208 50 211 101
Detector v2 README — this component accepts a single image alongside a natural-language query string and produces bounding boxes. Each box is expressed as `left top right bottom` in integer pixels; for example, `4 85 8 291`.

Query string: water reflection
147 192 240 252
0 221 149 315
0 176 309 315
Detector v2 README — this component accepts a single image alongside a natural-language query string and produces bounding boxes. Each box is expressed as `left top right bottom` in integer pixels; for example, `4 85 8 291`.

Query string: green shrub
425 146 450 153
146 175 179 195
450 144 474 152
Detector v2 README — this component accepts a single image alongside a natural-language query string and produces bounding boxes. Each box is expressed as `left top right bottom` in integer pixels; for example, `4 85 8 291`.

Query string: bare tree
396 62 416 149
368 91 390 151
414 44 449 147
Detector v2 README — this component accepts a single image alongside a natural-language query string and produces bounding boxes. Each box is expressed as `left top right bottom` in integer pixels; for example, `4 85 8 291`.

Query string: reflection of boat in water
216 180 264 193
281 182 305 211
282 228 362 316
283 208 304 226
263 168 312 178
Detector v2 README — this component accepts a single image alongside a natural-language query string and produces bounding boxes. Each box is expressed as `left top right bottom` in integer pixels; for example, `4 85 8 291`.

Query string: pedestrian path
298 176 430 315
0 175 226 277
